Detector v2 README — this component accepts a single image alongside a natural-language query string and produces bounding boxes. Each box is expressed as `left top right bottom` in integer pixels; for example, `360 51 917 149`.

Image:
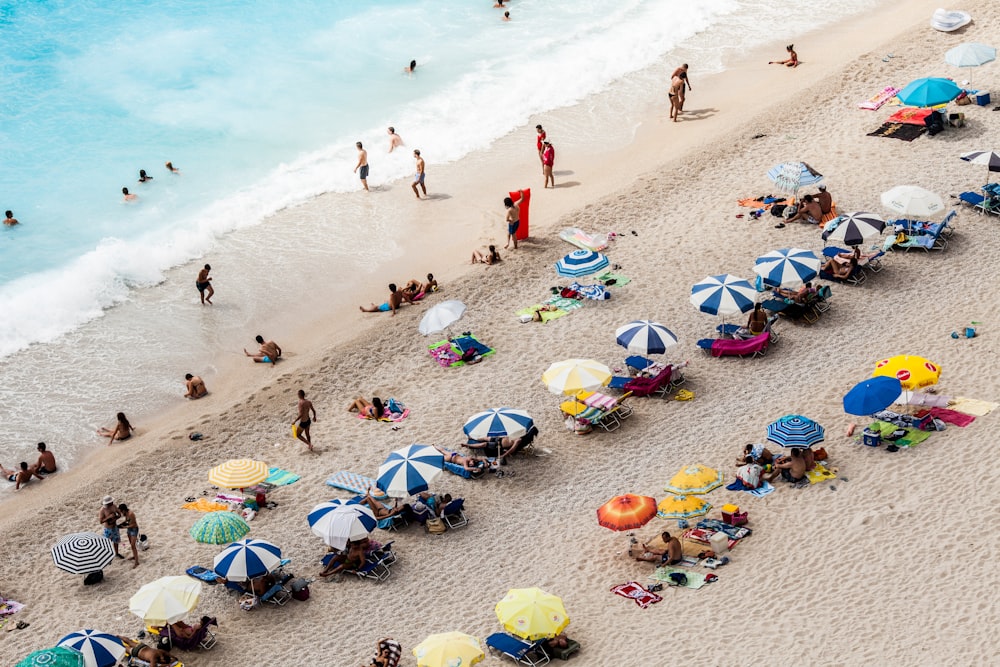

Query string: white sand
3 0 1000 664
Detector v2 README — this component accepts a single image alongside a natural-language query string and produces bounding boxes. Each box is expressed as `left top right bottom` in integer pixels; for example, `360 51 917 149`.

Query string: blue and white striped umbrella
614 320 678 355
57 630 126 667
307 502 378 550
464 408 534 440
376 444 444 498
766 414 825 448
690 274 756 317
555 249 610 277
766 161 823 195
213 538 282 582
754 248 820 288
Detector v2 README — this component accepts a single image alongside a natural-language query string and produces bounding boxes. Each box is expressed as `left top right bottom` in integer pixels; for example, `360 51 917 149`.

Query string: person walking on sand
769 44 798 68
541 141 555 188
245 334 281 365
2 462 43 490
505 190 523 250
387 127 403 153
35 442 57 474
99 496 124 559
196 264 214 304
293 389 317 451
354 142 369 191
668 73 685 121
412 150 426 198
4 210 19 226
97 412 134 444
535 125 546 169
118 503 140 568
671 64 692 93
184 374 207 399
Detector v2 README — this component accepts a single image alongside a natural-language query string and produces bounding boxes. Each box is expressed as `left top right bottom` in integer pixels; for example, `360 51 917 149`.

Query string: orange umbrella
597 494 657 531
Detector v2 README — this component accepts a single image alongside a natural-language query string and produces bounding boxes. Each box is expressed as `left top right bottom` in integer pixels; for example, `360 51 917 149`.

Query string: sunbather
745 303 767 335
532 304 559 321
737 443 774 466
498 425 538 464
814 184 833 214
359 490 410 520
775 448 807 483
768 44 798 67
786 194 822 224
168 615 216 641
347 396 384 419
320 540 367 577
120 637 178 667
630 531 682 565
433 445 495 473
821 256 857 279
359 283 411 316
365 637 403 667
775 281 813 304
471 245 501 265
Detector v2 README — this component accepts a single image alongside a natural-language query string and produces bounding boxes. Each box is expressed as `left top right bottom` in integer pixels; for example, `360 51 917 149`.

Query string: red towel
916 408 976 427
610 581 662 608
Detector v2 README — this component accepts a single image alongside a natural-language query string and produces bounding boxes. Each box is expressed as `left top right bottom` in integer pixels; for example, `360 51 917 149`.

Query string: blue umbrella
897 77 961 108
766 161 823 195
754 248 820 288
843 376 902 416
690 274 756 316
57 630 126 667
555 249 609 277
213 538 282 582
766 415 825 448
307 502 377 550
463 408 534 440
376 444 444 498
945 43 996 67
614 320 678 355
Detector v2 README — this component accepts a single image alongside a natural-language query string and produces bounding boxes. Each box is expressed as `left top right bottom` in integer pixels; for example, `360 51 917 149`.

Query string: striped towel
858 86 901 110
584 392 617 411
325 471 388 499
265 467 301 486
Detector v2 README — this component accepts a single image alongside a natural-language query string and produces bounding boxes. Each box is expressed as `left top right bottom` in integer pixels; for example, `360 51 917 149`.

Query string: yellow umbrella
541 359 611 395
129 576 201 626
664 464 723 495
208 459 269 489
657 495 711 519
413 632 484 667
495 587 570 641
872 355 941 390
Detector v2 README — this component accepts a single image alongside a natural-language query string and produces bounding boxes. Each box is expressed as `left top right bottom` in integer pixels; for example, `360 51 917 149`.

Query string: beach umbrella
555 249 609 277
213 538 282 582
129 576 201 626
418 299 467 336
463 408 534 440
57 630 126 667
663 464 723 495
897 77 961 107
753 248 820 288
377 444 444 497
16 647 84 667
843 376 903 416
207 459 269 490
690 274 756 317
824 212 886 247
766 161 823 195
873 355 941 390
766 415 825 449
413 632 484 667
656 494 712 520
945 43 996 67
597 494 657 531
189 511 250 544
541 359 611 395
615 320 678 355
308 502 378 551
880 185 944 218
960 150 1000 184
51 532 115 575
495 588 570 641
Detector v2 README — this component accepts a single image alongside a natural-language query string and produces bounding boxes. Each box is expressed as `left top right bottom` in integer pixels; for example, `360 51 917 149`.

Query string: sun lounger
958 190 1000 215
819 265 866 285
324 471 388 499
697 330 771 358
149 619 218 651
858 86 901 110
486 632 551 666
558 227 608 251
440 498 469 529
128 658 183 667
186 566 223 585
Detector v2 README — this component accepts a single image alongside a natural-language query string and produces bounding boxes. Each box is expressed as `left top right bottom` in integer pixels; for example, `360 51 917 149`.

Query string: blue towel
452 336 492 355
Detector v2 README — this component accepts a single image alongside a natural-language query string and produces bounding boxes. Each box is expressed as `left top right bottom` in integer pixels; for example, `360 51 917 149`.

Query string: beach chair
623 364 674 398
128 657 183 667
958 190 1000 215
148 619 218 651
260 582 291 606
696 330 771 358
440 498 469 529
624 355 654 375
322 551 391 582
373 540 397 567
486 632 551 666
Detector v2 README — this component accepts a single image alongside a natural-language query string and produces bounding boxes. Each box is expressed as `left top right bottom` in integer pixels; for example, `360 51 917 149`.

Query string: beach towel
182 498 230 512
858 85 902 110
806 464 836 484
818 204 838 228
559 227 609 251
737 197 791 209
325 471 388 499
356 407 411 422
682 528 738 551
0 599 25 616
265 467 300 486
443 461 473 479
596 271 631 287
516 305 568 324
544 295 585 311
428 341 462 367
650 567 712 590
918 408 975 427
214 493 245 504
887 107 934 125
867 123 926 141
453 335 495 358
696 519 751 540
864 421 932 447
948 397 999 417
610 581 662 608
568 281 609 300
725 479 776 497
186 566 222 584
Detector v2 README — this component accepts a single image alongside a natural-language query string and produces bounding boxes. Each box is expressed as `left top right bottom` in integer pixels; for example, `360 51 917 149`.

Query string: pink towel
921 408 976 427
585 392 617 410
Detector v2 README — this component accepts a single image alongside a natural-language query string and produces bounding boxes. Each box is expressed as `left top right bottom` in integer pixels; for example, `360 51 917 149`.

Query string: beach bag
138 534 150 551
83 571 104 586
425 517 447 534
771 204 787 217
289 578 310 601
735 463 762 490
559 287 581 299
387 398 405 414
668 572 688 587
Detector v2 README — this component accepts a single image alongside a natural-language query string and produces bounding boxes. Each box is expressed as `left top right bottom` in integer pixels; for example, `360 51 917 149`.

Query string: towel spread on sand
887 107 934 125
0 599 25 616
428 341 462 367
568 281 609 300
516 305 568 323
356 408 411 422
868 123 926 141
858 86 902 110
545 296 585 311
597 271 632 287
915 408 976 427
806 463 836 484
650 567 712 589
610 581 662 608
559 227 609 251
429 335 496 367
182 498 230 512
737 197 791 209
325 471 388 499
726 479 776 497
948 397 999 417
265 467 300 486
866 421 932 447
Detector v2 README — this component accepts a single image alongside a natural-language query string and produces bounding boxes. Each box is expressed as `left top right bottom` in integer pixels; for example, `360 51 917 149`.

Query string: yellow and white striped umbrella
541 359 611 395
129 576 201 626
208 459 269 489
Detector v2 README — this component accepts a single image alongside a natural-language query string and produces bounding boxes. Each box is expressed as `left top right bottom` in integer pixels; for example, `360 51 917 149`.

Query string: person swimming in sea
404 59 417 74
138 169 153 183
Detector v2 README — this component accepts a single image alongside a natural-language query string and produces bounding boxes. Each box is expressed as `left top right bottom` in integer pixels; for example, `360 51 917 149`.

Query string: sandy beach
3 0 1000 664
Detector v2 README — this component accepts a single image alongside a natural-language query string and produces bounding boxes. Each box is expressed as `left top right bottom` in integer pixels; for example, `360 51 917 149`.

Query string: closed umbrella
766 414 825 449
413 632 484 667
51 532 115 575
541 359 611 395
766 161 824 196
754 248 821 287
597 494 657 531
897 77 961 107
57 630 126 667
308 502 378 551
495 588 570 641
873 355 941 390
960 150 1000 184
881 185 944 218
16 648 84 667
129 576 202 626
945 43 996 67
555 249 610 277
376 444 444 498
615 320 678 355
463 408 534 440
663 464 723 495
656 494 711 520
690 274 756 317
189 511 250 544
824 212 886 247
213 538 282 582
419 300 467 336
843 376 903 416
207 459 269 490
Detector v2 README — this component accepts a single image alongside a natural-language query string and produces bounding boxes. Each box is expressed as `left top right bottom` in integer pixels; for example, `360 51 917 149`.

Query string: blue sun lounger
486 632 550 666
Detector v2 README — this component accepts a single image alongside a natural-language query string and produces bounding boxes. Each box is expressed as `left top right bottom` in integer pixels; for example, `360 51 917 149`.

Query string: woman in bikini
97 412 133 445
769 44 798 68
120 637 178 667
433 445 493 472
471 244 501 265
347 396 385 419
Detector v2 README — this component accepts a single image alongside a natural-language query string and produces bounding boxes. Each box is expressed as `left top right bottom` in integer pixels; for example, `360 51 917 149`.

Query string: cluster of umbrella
843 355 942 416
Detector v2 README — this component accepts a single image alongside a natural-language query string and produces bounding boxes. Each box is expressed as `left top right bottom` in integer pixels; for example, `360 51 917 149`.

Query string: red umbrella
597 494 657 531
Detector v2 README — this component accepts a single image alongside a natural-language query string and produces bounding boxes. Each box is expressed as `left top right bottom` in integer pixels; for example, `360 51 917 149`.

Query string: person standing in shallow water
354 142 369 192
412 150 426 198
196 264 213 304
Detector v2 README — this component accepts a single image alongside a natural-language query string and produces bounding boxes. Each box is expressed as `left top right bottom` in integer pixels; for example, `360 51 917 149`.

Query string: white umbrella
945 43 996 67
881 185 944 219
129 576 202 626
419 300 466 336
